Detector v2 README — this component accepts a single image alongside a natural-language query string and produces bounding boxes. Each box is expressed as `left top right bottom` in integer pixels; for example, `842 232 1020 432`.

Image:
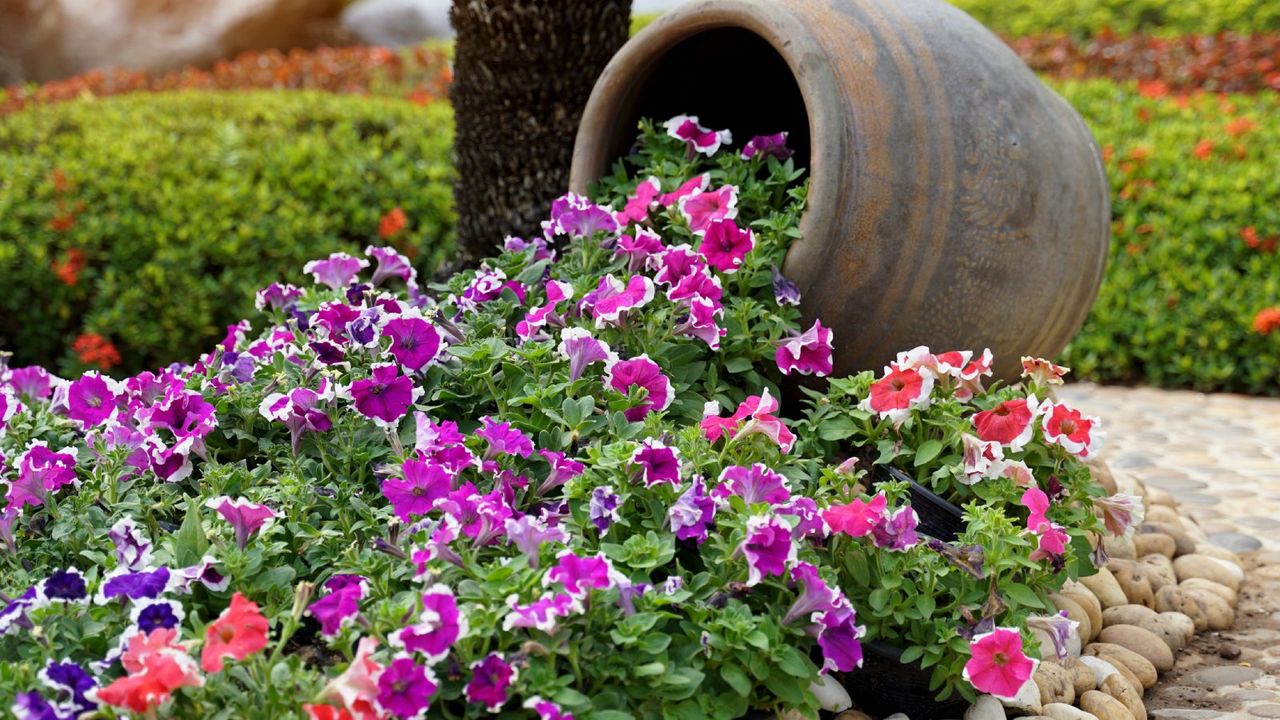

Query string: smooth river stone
1079 690 1133 720
1097 625 1175 673
1173 554 1241 592
1080 568 1130 609
1133 533 1176 559
1084 643 1158 688
1180 577 1237 607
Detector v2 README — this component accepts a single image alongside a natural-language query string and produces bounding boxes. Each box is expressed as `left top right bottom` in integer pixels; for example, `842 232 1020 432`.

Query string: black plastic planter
876 465 966 542
840 640 969 719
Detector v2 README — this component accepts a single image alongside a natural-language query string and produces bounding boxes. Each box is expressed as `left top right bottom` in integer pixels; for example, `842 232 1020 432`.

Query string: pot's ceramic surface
570 0 1110 380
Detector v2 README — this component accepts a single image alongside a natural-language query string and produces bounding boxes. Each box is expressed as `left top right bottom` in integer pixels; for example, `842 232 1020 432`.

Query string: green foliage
1052 80 1280 394
0 90 455 375
949 0 1280 39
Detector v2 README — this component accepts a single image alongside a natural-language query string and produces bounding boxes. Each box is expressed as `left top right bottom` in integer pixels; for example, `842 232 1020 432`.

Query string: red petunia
379 208 408 239
201 592 270 673
863 363 934 426
971 398 1037 451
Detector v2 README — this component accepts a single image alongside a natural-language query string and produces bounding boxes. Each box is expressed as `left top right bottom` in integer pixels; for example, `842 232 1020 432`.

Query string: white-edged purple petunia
740 515 796 586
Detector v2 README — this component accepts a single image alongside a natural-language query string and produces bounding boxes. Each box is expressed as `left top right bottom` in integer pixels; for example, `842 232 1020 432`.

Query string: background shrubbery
1055 79 1280 394
949 0 1280 39
0 90 454 375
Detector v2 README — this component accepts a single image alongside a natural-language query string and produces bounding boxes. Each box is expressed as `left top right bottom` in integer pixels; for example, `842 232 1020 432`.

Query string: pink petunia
619 177 662 225
664 115 732 156
697 219 754 273
679 185 738 235
204 497 275 550
971 397 1038 452
349 363 421 427
1021 356 1070 386
700 389 795 454
822 494 887 538
659 174 710 208
776 319 834 377
963 628 1039 701
604 355 673 422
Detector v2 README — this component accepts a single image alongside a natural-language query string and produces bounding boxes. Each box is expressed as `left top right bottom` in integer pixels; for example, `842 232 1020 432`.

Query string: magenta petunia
6 366 54 402
1020 487 1051 531
619 176 662 225
464 654 517 712
525 696 575 720
871 506 921 552
66 372 119 427
502 592 579 632
6 442 78 511
776 319 834 377
503 515 567 568
659 173 710 208
680 185 739 235
650 244 704 287
614 227 666 272
544 193 618 240
391 584 468 663
664 115 732 156
963 628 1038 701
675 297 727 350
604 355 673 422
382 457 454 522
741 515 796 586
815 603 865 673
740 132 793 161
205 496 275 550
782 562 843 625
535 450 585 496
589 274 655 328
376 656 437 719
669 478 717 543
476 416 534 459
349 363 421 427
308 578 367 637
543 550 616 598
0 387 22 435
304 252 369 290
383 316 442 372
516 279 575 341
366 245 417 287
719 463 791 506
556 328 612 383
697 219 754 273
259 382 334 455
666 266 723 306
631 439 682 487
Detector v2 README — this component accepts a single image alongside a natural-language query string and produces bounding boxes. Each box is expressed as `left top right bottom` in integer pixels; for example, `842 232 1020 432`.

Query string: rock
1094 654 1145 697
1084 643 1158 688
1103 535 1137 561
1062 657 1097 696
1051 594 1095 643
1188 665 1263 687
1139 555 1177 592
1180 587 1233 630
1145 506 1180 525
1193 543 1244 569
1218 642 1241 659
1133 534 1176 559
1101 606 1182 652
1145 486 1176 508
1080 568 1129 609
1000 674 1043 716
883 714 911 720
1097 625 1174 673
1205 532 1261 554
1141 523 1196 557
1156 586 1209 632
1110 562 1156 608
1078 656 1120 687
340 0 452 46
1102 675 1147 720
1043 703 1099 720
1080 690 1132 720
966 694 1007 720
1061 588 1104 640
1177 518 1207 542
833 712 873 720
1179 578 1237 608
1035 662 1076 706
1157 612 1195 645
1088 460 1117 495
1173 554 1240 592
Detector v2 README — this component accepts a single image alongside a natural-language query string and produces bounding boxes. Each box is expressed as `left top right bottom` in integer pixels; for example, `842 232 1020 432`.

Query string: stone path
1060 384 1280 719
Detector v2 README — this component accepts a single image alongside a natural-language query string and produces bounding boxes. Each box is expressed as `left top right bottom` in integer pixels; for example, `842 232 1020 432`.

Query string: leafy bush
0 120 1115 719
0 90 455 376
1054 80 1280 394
949 0 1280 38
0 45 451 116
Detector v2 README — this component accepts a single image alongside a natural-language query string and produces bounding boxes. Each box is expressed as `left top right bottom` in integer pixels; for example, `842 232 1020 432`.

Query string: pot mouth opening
603 26 812 175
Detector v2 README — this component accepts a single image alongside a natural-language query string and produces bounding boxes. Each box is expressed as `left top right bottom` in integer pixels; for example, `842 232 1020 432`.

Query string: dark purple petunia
38 659 97 712
95 566 170 603
350 363 420 427
740 132 794 161
384 316 442 372
131 599 185 633
770 265 802 306
464 653 517 712
39 568 87 604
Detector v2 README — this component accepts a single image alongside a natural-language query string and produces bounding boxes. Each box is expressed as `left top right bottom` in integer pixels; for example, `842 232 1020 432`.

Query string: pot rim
569 0 844 271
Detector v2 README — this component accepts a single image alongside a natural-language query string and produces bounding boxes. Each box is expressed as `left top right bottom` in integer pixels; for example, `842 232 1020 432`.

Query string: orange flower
1242 227 1277 253
1127 145 1152 162
72 333 122 370
378 207 408 239
1137 79 1169 99
1253 307 1280 335
201 592 270 673
1192 139 1214 160
51 247 85 286
1225 117 1258 137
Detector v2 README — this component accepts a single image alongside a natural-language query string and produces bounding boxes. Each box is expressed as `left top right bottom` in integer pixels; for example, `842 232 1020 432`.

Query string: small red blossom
1192 139 1214 159
379 208 408 239
1242 227 1277 253
1225 117 1258 137
51 247 85 286
863 364 933 426
1253 307 1280 335
72 333 122 371
201 592 270 672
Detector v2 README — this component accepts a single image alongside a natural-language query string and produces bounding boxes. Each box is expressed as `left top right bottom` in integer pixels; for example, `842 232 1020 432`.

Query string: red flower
72 333 122 371
379 208 408 239
1242 227 1277 253
304 705 355 720
1253 307 1280 335
1225 117 1257 137
971 398 1037 451
51 247 85 286
97 628 203 713
201 592 270 672
864 364 933 426
1137 79 1169 99
1192 139 1214 159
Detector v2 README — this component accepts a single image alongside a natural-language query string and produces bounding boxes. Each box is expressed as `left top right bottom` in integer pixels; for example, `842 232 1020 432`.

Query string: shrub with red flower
1254 307 1280 335
71 333 122 371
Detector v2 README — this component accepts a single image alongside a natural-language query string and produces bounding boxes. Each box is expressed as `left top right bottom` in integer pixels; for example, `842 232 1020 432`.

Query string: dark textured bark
450 0 632 263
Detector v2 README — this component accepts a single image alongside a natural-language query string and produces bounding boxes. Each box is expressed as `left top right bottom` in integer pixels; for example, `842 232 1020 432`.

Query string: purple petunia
108 517 152 570
391 585 468 663
259 382 334 455
631 439 682 487
7 366 53 402
65 372 119 427
206 496 276 550
782 562 843 625
771 265 802 306
719 463 791 506
557 328 612 383
815 603 866 673
95 566 170 604
588 486 621 534
304 252 369 290
741 515 796 586
535 450 585 496
366 246 418 287
377 656 438 719
465 654 517 713
349 363 421 427
503 515 567 569
502 592 579 632
543 551 615 599
130 599 186 633
525 697 575 720
669 478 716 543
38 659 97 714
6 443 78 512
871 506 921 552
382 456 453 522
383 316 442 372
544 193 619 240
308 576 368 637
37 568 87 605
476 417 534 460
740 132 793 161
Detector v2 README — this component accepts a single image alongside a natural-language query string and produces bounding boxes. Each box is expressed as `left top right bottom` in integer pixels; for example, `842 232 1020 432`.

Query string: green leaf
914 439 944 467
1003 583 1045 609
723 356 753 374
818 414 857 441
763 669 805 705
174 500 208 567
774 646 812 678
720 664 751 696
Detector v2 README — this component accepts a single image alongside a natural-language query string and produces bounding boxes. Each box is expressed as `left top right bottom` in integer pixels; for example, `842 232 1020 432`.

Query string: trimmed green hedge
1055 79 1280 394
949 0 1280 38
0 90 454 375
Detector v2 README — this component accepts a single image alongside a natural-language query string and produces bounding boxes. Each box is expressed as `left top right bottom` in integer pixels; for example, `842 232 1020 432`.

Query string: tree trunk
449 0 633 263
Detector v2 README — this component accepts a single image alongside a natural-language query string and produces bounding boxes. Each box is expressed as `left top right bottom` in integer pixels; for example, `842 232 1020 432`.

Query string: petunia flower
962 627 1038 701
741 132 793 161
544 551 616 598
108 517 153 570
814 603 865 673
1038 400 1102 459
961 433 1005 485
465 654 517 712
779 496 828 540
955 348 994 401
664 115 732 156
383 316 442 372
349 363 422 427
631 439 682 487
503 515 567 568
391 585 468 663
95 567 170 604
776 319 834 376
377 656 438 719
697 218 754 272
675 297 727 349
926 538 987 579
1030 523 1070 563
700 389 795 454
502 592 580 632
93 630 203 714
366 245 417 287
782 562 843 625
589 486 621 533
871 506 920 551
516 279 575 341
38 659 96 715
201 592 269 673
206 497 276 550
719 463 791 506
604 355 673 422
476 417 534 459
1027 612 1079 661
557 328 612 382
669 478 717 543
544 193 618 240
66 372 119 427
589 274 655 327
37 567 88 605
130 599 186 633
658 173 709 208
303 703 356 720
304 253 369 290
320 636 383 720
1094 493 1146 537
619 177 662 225
382 456 453 522
1021 356 1070 386
680 185 739 235
771 265 802 306
534 450 584 496
822 494 887 538
863 363 934 426
7 442 78 511
650 244 704 286
1020 487 1051 530
741 515 796 585
971 397 1038 451
0 387 21 435
259 383 334 455
526 696 575 720
308 577 368 638
614 227 666 272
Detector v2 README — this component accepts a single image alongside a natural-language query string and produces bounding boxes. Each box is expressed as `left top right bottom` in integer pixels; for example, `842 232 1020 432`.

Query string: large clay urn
569 0 1110 380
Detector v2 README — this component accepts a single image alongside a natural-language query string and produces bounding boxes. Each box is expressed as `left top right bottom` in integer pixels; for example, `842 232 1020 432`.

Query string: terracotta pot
569 0 1110 380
